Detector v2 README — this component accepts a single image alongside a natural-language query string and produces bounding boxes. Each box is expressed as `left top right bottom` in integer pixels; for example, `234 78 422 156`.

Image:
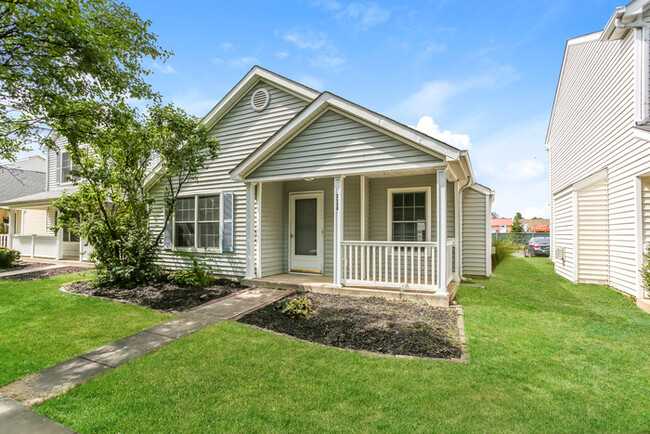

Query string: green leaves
0 0 170 160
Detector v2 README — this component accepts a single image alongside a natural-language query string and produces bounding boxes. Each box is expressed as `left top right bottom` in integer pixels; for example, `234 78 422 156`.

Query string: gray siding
150 81 309 275
249 110 442 180
462 187 488 276
260 181 283 276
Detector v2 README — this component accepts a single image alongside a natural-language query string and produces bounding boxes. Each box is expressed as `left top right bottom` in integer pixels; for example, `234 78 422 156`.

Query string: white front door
289 191 324 274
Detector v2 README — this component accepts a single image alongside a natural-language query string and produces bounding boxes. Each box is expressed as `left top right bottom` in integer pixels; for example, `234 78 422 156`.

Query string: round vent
251 88 270 112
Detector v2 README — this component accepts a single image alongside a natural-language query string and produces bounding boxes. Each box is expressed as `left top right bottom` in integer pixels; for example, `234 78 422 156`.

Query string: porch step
242 276 455 307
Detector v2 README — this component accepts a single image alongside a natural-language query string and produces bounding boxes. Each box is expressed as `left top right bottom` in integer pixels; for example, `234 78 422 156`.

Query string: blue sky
22 0 625 218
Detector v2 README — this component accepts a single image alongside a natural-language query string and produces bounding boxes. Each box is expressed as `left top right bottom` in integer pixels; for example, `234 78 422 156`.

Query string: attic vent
251 88 270 112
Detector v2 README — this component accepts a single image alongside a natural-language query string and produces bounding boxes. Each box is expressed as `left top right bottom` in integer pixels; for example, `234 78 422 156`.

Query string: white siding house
147 67 494 306
546 0 650 309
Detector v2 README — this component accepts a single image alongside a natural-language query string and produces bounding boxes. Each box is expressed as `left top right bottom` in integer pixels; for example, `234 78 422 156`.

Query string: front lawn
37 258 650 432
0 272 173 386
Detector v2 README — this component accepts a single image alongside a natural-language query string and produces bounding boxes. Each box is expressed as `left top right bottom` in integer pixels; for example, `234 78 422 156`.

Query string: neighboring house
491 218 512 233
521 219 550 233
0 156 46 245
0 139 89 260
0 67 494 306
146 67 494 306
546 0 650 308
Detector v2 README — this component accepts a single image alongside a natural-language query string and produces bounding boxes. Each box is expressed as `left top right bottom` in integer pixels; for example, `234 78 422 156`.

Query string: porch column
244 182 256 279
437 170 448 294
454 181 460 282
333 176 345 287
7 208 13 249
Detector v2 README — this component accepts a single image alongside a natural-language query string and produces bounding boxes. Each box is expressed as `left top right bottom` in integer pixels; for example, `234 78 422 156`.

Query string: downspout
458 177 472 280
615 15 650 124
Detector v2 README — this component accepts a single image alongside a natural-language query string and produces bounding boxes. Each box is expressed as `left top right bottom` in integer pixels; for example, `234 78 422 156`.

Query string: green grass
36 258 650 432
0 271 173 386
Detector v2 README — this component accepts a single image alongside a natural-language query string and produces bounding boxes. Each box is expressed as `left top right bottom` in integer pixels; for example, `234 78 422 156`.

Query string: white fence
342 241 439 291
11 235 58 259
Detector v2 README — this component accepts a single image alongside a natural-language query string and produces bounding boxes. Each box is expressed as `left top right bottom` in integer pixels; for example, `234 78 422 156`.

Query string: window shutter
222 192 234 252
163 206 173 249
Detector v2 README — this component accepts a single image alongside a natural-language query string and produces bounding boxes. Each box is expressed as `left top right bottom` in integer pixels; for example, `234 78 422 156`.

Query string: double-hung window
174 195 220 249
60 151 78 183
389 188 430 242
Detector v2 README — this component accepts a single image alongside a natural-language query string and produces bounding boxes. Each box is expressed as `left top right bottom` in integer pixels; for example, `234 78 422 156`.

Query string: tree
51 102 219 287
491 211 500 218
511 212 524 233
0 0 169 161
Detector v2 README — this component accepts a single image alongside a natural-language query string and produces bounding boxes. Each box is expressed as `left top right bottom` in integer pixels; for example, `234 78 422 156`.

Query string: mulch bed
239 292 462 359
64 277 246 312
0 266 90 281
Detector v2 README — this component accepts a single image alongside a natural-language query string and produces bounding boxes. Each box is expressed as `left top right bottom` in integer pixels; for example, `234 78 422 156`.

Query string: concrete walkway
0 264 66 278
0 287 291 431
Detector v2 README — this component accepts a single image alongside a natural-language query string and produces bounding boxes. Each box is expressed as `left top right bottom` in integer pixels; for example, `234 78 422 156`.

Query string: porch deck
242 273 458 307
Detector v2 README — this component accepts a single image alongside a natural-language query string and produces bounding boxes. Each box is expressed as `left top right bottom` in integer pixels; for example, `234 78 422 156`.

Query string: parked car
524 237 550 257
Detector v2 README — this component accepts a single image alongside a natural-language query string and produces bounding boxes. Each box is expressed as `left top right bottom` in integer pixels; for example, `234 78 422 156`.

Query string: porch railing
12 235 58 259
0 234 7 248
342 241 439 291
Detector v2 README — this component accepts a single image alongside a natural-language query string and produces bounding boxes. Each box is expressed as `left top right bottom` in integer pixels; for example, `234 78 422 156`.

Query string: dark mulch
64 277 246 312
1 266 90 281
0 261 54 273
239 292 462 359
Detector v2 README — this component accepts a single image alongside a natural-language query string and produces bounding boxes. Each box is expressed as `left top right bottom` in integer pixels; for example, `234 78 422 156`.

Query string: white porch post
454 181 460 282
437 170 448 294
245 182 256 279
7 209 13 249
333 176 345 287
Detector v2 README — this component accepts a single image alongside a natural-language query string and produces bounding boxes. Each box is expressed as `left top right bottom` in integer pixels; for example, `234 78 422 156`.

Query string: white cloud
298 75 324 90
523 205 549 219
505 158 545 181
274 51 289 59
283 30 328 50
310 1 391 29
219 42 233 51
412 116 471 149
391 66 518 118
151 61 176 74
281 29 346 70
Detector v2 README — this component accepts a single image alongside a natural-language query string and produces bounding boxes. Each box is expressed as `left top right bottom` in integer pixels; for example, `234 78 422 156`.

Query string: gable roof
0 166 46 205
202 66 320 131
230 91 462 181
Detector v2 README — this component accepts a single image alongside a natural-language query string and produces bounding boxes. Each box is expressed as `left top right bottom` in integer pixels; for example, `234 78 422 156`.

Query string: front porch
242 168 463 306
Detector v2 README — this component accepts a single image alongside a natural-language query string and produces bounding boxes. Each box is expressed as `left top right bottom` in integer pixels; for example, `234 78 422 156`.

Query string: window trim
387 186 431 242
60 151 73 185
171 191 223 253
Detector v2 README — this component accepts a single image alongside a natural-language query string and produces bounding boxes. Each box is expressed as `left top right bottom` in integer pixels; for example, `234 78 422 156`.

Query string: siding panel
462 187 488 276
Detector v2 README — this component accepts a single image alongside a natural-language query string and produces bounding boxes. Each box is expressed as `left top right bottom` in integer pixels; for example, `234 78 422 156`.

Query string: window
389 189 429 242
60 152 78 183
174 195 220 249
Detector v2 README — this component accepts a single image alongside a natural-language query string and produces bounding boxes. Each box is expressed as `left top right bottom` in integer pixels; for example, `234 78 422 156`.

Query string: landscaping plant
0 247 20 267
282 297 313 319
168 255 215 287
640 244 650 297
492 238 515 268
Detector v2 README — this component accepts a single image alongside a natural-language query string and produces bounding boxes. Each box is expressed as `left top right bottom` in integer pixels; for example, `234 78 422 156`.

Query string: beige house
546 0 650 310
147 67 494 306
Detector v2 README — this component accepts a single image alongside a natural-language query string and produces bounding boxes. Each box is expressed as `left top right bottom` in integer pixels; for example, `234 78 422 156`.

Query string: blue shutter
163 205 173 249
222 192 234 252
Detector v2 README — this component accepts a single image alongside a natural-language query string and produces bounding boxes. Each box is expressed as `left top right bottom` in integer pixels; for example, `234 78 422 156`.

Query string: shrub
0 247 20 267
282 297 313 319
168 255 215 287
641 245 650 297
492 239 515 268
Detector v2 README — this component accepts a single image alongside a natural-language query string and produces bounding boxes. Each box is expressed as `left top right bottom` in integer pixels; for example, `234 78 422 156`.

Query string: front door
289 191 324 274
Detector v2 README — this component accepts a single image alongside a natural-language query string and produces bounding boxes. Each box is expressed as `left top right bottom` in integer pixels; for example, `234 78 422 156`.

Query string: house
1 67 494 306
147 67 493 306
0 141 90 260
0 156 46 246
491 218 512 233
546 0 650 309
521 219 550 233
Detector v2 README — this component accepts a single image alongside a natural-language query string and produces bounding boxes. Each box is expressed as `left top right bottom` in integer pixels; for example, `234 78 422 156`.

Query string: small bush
641 245 650 297
0 247 20 267
168 255 215 287
282 297 313 319
492 239 515 268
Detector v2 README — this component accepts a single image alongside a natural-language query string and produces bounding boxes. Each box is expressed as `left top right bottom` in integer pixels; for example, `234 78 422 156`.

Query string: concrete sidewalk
0 287 291 431
0 264 67 278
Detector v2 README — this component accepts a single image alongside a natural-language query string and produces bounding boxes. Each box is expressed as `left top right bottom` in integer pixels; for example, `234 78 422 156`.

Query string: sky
16 0 625 218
